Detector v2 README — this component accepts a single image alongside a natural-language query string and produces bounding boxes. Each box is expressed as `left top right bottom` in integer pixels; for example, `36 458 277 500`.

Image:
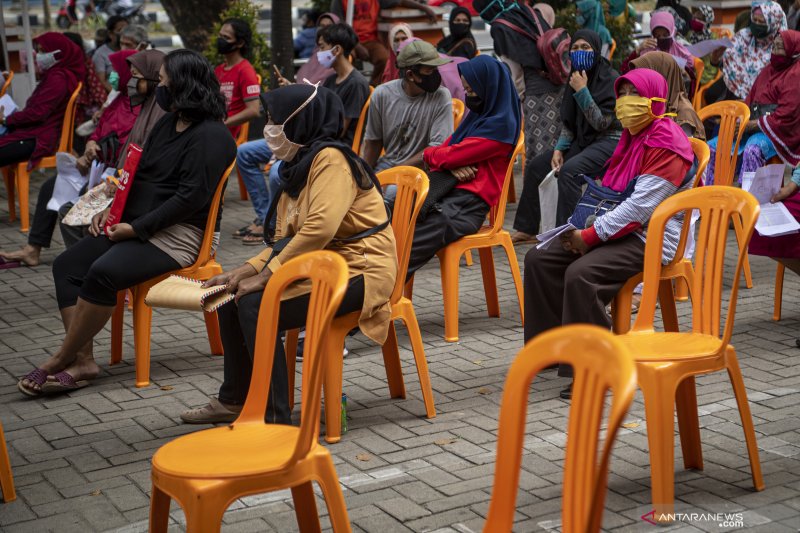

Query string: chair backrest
632 186 760 343
452 98 465 129
235 251 349 467
483 325 637 533
187 161 236 270
487 134 525 236
234 75 262 146
351 86 375 154
59 82 83 155
693 68 722 111
0 70 13 97
377 167 429 304
697 100 750 186
692 56 704 101
608 37 616 60
670 137 712 264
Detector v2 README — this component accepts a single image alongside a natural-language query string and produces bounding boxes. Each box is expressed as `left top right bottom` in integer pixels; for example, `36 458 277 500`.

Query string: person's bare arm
363 139 383 169
398 150 425 168
396 0 437 23
224 99 261 128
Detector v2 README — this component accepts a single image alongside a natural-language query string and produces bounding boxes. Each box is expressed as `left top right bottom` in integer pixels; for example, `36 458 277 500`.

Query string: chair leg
403 275 414 301
674 278 690 302
465 251 474 266
611 292 633 335
315 454 353 533
399 307 436 418
148 484 171 533
725 348 764 491
17 166 30 233
773 263 785 322
732 215 753 289
478 248 500 318
501 238 525 324
675 377 703 470
507 175 517 204
438 249 461 343
0 423 16 502
291 481 322 533
323 326 349 444
183 492 227 533
285 329 300 412
658 280 680 333
203 311 223 355
131 288 154 388
110 292 125 365
3 167 15 222
236 168 249 201
380 321 407 399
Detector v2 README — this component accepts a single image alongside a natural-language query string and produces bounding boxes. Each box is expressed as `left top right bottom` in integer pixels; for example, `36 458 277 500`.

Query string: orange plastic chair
773 263 789 321
483 325 637 533
429 135 526 342
0 422 16 503
612 137 710 333
711 26 733 39
234 75 262 201
149 252 351 533
692 56 704 103
109 162 236 387
608 37 617 60
0 70 13 97
285 167 434 443
617 186 763 522
351 86 374 155
452 97 465 129
3 82 82 232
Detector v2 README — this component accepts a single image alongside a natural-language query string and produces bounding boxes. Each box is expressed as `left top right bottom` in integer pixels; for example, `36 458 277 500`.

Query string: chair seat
153 424 310 479
619 332 724 362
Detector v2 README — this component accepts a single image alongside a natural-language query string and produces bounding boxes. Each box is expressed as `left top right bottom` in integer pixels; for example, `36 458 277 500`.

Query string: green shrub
203 0 270 84
554 1 635 70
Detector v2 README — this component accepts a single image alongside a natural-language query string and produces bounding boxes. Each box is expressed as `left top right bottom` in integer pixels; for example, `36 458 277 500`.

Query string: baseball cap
397 40 452 69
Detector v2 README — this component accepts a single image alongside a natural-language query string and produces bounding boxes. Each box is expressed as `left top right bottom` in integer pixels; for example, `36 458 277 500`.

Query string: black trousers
405 189 489 278
523 234 645 377
217 275 365 424
28 175 59 248
52 235 180 309
0 138 35 168
513 137 619 235
705 76 736 104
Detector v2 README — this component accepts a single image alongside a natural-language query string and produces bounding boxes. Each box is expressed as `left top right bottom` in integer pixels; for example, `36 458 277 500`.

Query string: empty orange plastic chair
0 422 15 503
0 70 13 97
483 325 637 533
109 162 235 387
3 82 82 232
285 167 434 443
612 137 710 333
452 98 465 129
149 252 351 533
350 86 374 155
618 186 763 522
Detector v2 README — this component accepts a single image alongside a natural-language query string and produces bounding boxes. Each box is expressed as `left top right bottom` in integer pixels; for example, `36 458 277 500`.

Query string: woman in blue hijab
403 55 521 276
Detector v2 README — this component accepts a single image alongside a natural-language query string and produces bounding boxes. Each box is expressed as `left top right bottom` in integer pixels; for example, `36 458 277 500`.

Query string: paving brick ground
0 168 798 532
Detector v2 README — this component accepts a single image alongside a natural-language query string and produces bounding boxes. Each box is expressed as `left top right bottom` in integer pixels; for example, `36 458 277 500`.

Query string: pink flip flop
40 371 90 396
18 368 48 397
0 257 21 270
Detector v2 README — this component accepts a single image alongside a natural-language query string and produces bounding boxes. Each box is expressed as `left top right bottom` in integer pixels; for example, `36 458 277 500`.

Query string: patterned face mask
570 49 595 72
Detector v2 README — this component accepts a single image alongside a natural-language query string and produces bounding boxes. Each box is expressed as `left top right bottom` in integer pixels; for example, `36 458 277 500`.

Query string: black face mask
656 37 673 51
155 84 172 112
465 94 483 113
217 37 238 55
451 22 471 37
414 70 442 93
750 22 770 39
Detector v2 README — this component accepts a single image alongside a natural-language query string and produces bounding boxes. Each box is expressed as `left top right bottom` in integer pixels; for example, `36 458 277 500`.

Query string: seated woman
524 69 693 399
381 23 414 84
748 30 800 272
576 0 613 57
63 31 108 128
685 5 724 87
404 55 520 276
1 50 163 267
181 84 397 424
436 7 477 59
512 30 622 243
17 50 237 396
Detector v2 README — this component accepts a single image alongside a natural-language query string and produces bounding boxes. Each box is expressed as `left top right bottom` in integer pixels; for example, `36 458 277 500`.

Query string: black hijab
560 29 619 148
437 7 477 58
473 0 548 68
261 84 377 200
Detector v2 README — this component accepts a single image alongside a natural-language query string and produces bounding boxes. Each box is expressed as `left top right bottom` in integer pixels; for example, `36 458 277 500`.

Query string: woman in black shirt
18 50 237 397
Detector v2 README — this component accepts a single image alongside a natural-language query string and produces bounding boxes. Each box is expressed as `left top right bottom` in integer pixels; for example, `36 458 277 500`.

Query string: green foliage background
203 0 270 84
553 1 635 70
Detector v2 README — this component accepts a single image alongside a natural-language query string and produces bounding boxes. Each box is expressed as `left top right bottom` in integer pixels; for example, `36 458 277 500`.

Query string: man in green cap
363 40 454 175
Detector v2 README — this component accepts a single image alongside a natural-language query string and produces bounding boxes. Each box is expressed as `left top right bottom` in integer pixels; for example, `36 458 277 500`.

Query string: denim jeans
237 140 274 221
267 161 282 234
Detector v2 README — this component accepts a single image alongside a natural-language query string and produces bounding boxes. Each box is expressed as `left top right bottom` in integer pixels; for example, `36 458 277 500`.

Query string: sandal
18 368 49 397
510 231 539 245
40 371 91 396
180 397 241 424
0 257 22 270
232 225 252 239
242 232 265 246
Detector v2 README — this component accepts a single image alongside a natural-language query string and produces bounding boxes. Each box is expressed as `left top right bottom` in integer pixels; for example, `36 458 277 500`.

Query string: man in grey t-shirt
363 40 454 173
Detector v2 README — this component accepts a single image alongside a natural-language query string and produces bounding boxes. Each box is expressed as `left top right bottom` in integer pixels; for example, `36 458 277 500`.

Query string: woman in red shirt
213 18 261 139
403 55 521 277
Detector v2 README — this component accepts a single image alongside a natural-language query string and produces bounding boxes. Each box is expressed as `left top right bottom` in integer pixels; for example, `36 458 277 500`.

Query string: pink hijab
389 37 467 101
602 69 693 191
645 11 696 67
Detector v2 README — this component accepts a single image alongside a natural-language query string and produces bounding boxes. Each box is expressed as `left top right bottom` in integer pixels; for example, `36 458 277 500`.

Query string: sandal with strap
40 371 91 396
18 368 49 397
180 397 241 425
232 225 252 239
242 231 265 246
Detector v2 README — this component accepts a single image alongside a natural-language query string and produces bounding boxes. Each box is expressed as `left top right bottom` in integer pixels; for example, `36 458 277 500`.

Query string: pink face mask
689 18 706 32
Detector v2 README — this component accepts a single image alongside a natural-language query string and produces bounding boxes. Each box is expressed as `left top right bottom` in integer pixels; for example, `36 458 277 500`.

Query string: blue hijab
452 55 521 147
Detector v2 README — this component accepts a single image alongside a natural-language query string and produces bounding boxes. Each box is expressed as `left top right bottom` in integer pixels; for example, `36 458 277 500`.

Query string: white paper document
686 37 733 58
536 223 576 250
742 163 800 236
754 202 800 237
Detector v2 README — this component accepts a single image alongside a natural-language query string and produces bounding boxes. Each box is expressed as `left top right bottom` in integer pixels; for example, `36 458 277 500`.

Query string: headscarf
655 0 693 35
576 0 613 46
561 30 619 148
33 32 86 85
382 23 415 83
295 13 340 85
646 11 696 67
688 5 715 44
474 0 550 68
124 50 166 156
436 6 477 58
263 84 376 199
389 37 468 101
533 3 555 27
452 55 521 146
602 69 693 191
755 30 800 165
723 1 787 99
109 49 136 94
608 0 628 18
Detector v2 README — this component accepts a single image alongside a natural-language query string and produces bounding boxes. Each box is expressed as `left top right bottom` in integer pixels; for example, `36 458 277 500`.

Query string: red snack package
104 143 143 233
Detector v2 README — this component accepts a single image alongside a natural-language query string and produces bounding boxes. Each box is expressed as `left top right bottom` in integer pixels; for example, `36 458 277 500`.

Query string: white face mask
316 48 336 68
36 49 61 71
264 84 319 161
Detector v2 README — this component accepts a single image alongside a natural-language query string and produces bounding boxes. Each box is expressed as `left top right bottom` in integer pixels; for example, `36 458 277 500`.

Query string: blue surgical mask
570 50 595 72
108 71 119 91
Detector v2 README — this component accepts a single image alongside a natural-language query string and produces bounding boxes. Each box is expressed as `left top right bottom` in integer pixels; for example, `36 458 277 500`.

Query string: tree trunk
160 0 234 51
42 0 51 29
271 0 294 84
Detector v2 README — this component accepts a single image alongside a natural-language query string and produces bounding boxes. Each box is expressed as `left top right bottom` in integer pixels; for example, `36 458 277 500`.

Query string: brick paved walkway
0 170 798 532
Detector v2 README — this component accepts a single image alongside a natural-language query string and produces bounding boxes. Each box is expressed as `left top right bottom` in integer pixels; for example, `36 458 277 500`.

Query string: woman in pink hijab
523 68 693 400
384 37 467 101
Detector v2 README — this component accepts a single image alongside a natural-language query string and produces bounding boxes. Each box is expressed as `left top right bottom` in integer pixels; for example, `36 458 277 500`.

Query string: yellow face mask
614 95 675 135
